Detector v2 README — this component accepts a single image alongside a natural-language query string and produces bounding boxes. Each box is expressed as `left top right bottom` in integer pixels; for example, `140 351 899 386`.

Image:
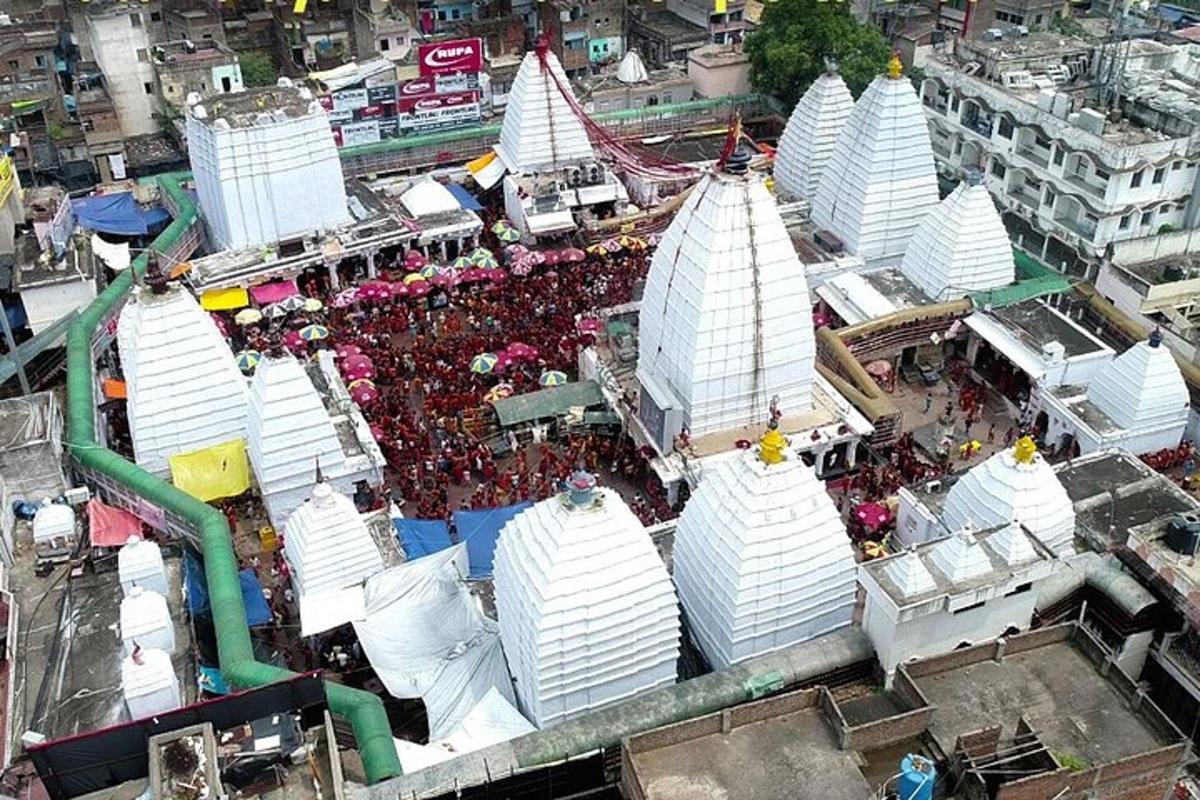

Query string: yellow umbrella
404 272 426 284
234 308 263 325
303 297 323 312
585 243 607 256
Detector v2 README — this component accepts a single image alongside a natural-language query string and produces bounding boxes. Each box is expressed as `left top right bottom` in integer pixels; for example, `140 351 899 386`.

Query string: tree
238 51 278 88
744 0 892 107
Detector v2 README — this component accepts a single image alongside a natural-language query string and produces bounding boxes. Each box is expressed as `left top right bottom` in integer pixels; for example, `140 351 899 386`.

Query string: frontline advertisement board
396 90 480 114
417 38 483 76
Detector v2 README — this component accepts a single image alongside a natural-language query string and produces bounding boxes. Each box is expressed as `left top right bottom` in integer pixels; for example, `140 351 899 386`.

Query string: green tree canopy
238 51 279 88
744 0 892 107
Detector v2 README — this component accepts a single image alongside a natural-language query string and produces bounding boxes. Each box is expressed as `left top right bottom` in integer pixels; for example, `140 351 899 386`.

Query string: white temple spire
496 45 594 175
774 62 853 201
811 54 939 261
899 173 1016 301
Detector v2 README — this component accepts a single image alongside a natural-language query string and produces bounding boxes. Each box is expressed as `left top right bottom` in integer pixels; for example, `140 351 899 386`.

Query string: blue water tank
897 754 936 800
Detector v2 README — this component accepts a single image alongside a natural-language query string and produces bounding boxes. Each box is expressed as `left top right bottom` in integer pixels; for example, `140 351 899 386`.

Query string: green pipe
64 173 402 782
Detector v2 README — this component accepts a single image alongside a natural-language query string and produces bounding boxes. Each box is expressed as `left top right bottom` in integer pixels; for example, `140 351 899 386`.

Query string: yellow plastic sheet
169 438 252 502
199 287 250 311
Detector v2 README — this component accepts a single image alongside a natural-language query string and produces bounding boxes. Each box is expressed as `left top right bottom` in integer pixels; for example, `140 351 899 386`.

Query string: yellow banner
294 0 308 13
169 438 252 502
0 156 14 209
199 286 250 311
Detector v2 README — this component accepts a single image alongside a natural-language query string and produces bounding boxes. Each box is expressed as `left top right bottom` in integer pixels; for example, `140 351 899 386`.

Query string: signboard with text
396 90 480 114
417 38 484 76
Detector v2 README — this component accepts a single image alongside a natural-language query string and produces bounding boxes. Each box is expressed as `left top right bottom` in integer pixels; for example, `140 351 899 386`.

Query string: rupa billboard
417 38 484 76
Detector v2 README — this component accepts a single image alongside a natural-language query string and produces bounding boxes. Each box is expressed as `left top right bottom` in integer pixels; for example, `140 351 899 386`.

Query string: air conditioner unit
586 162 601 184
567 167 583 186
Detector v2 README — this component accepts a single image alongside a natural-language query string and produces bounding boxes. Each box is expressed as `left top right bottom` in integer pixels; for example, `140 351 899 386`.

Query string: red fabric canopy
87 499 144 547
248 279 300 306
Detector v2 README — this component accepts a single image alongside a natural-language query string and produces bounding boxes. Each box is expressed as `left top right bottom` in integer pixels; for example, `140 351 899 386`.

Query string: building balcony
1014 146 1050 169
1063 172 1107 200
1053 213 1097 242
1010 187 1041 210
931 139 952 159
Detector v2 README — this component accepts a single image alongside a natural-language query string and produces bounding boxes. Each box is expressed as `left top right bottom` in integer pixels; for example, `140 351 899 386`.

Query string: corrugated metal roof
491 380 605 427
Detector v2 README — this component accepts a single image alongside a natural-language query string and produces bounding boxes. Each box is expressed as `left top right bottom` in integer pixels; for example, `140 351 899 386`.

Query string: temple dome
496 48 594 174
941 438 1075 556
637 152 816 437
773 68 853 201
899 177 1015 301
117 282 247 478
672 429 858 669
492 474 679 727
811 56 939 261
1087 332 1189 432
283 482 384 598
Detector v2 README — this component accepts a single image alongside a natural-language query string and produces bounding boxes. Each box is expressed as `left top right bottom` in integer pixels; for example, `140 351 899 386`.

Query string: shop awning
248 279 300 306
447 183 483 212
468 150 507 191
200 287 250 311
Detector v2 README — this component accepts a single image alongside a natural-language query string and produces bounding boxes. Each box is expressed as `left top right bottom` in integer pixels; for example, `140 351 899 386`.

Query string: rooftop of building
152 39 237 68
1126 509 1200 623
622 623 1185 800
1054 449 1198 547
11 227 95 291
912 625 1184 769
81 0 162 19
972 299 1111 358
628 9 708 43
189 84 319 129
687 43 750 67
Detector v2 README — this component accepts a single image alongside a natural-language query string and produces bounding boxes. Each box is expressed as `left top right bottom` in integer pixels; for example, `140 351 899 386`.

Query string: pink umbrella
504 244 528 261
350 383 380 406
511 262 532 277
209 313 230 336
460 268 488 283
854 502 892 532
370 424 386 441
578 318 603 333
432 272 459 289
336 344 363 361
332 288 360 307
542 250 561 266
345 365 376 382
484 269 506 283
561 247 586 263
408 280 432 297
494 353 515 373
282 330 305 351
507 342 536 360
390 282 410 298
343 354 374 373
404 249 428 269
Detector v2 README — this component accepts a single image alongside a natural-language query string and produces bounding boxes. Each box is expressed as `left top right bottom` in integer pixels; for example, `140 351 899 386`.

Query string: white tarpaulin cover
353 545 516 739
91 233 131 271
298 585 365 636
393 687 535 773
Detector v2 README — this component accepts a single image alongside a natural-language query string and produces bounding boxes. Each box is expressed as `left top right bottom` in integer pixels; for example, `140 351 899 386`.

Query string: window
130 12 142 26
1034 13 1043 23
1119 214 1131 229
5 60 16 70
953 600 987 615
1045 188 1056 206
380 37 390 51
1140 210 1152 225
1094 168 1109 181
34 54 46 68
950 95 960 112
1034 135 1051 150
1132 169 1144 188
1005 582 1033 597
1153 167 1166 184
1053 147 1063 166
136 48 149 62
998 118 1013 139
1085 212 1098 224
221 76 232 92
150 10 161 21
143 81 153 94
991 159 1006 178
1173 160 1184 171
450 7 461 19
729 9 742 19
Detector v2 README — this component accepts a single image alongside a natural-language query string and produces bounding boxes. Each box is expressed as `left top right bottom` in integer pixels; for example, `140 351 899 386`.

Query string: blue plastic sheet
454 502 531 579
183 552 273 627
72 193 171 236
447 182 483 211
394 518 453 559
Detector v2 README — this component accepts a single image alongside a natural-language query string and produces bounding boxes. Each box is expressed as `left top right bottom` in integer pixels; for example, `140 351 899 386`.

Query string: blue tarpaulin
183 552 273 627
394 518 453 559
447 182 483 212
72 192 171 236
454 502 531 579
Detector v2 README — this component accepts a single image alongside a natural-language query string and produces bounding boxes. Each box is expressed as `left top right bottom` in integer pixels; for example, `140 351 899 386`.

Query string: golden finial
887 53 903 80
1013 435 1037 465
758 424 787 466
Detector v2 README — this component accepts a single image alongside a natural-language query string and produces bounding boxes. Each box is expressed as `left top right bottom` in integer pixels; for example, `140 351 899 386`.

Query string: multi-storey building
922 35 1200 278
538 0 626 77
81 0 166 137
153 39 243 113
